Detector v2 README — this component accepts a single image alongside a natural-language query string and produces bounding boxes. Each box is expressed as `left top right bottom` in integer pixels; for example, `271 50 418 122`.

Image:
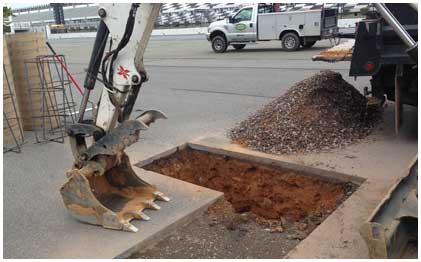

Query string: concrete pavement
4 37 416 258
188 104 417 259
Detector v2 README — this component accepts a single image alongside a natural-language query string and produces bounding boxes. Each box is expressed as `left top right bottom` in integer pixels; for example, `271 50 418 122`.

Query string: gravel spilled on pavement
229 70 381 154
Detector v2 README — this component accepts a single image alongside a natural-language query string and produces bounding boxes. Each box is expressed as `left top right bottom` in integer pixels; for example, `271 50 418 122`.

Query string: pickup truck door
227 7 257 42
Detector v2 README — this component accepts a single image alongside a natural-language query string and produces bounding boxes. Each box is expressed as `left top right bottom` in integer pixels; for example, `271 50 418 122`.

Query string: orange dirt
144 148 355 221
319 50 353 57
87 171 157 220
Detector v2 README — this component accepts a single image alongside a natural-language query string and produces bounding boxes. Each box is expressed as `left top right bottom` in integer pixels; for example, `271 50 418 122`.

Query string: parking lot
4 36 417 258
45 36 367 151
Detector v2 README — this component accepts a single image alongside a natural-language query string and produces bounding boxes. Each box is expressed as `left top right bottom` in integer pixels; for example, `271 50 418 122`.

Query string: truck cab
206 3 338 53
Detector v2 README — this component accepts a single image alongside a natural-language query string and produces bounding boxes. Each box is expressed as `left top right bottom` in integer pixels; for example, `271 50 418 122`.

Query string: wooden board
312 40 354 62
3 38 24 146
6 32 59 131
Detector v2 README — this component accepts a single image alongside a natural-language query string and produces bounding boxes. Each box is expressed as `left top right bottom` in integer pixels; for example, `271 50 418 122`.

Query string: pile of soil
229 70 381 154
144 148 357 221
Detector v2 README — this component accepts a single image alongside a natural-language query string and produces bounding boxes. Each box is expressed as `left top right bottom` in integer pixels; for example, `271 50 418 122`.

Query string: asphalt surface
42 36 366 138
4 37 373 258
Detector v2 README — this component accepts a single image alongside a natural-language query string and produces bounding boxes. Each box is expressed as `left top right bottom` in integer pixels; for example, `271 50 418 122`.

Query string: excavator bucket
60 112 169 232
61 153 169 232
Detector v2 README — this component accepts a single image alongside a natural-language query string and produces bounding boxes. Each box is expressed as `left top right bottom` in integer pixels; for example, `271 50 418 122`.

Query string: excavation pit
134 143 364 258
139 144 361 222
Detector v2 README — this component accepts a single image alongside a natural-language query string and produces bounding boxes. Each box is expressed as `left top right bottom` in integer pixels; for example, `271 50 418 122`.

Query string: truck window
258 4 273 14
234 8 253 22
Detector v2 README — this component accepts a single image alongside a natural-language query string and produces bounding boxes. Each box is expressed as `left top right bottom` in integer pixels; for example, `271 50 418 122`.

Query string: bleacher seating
11 3 370 32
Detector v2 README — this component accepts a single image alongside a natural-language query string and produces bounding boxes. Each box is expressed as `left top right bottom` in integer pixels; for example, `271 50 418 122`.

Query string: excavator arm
60 3 169 233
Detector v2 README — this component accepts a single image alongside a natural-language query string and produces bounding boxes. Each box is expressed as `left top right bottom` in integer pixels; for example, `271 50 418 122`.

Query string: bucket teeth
137 211 151 221
144 200 161 210
127 210 151 221
154 191 170 202
122 222 139 233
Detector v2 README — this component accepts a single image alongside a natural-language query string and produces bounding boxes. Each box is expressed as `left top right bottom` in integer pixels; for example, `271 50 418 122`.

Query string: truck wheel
281 33 300 51
232 44 246 50
211 36 227 53
302 41 316 48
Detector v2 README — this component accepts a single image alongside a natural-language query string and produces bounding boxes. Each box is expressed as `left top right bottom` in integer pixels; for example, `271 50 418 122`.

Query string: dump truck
314 3 418 258
206 3 339 52
314 3 418 133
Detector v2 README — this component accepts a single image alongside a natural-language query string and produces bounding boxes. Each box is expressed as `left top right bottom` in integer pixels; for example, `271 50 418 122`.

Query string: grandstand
10 3 243 33
10 3 369 33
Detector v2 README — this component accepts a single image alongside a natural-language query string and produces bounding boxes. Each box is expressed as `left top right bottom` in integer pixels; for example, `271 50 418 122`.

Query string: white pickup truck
206 3 339 53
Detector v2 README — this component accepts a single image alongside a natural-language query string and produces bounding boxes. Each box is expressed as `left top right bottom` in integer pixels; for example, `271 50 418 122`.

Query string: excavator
60 5 417 257
60 3 167 233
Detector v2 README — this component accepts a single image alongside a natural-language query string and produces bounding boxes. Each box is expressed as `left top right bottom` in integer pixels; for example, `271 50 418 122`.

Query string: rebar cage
3 64 25 153
24 55 77 143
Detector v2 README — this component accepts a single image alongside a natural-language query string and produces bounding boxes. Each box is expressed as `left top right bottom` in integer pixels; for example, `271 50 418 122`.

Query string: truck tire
211 36 228 53
281 33 300 51
232 44 246 50
301 41 316 48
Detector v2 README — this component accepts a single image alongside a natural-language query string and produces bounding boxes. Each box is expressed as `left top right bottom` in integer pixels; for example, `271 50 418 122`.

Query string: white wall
45 18 361 40
46 26 208 40
152 27 207 36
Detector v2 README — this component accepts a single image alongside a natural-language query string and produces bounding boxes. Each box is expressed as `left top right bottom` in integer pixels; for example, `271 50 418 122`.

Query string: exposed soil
134 148 358 258
144 148 357 221
133 198 311 259
229 70 382 154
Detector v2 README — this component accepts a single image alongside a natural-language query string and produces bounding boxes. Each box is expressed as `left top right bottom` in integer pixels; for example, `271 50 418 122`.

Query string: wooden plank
3 38 24 144
5 32 45 42
6 33 58 131
3 108 23 145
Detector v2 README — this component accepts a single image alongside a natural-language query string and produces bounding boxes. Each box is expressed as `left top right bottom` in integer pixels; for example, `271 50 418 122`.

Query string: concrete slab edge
131 136 417 259
115 180 223 258
136 143 188 168
187 140 366 185
286 155 418 258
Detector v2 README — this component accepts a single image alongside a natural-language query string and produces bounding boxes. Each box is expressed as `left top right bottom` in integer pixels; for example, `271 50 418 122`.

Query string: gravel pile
229 70 381 154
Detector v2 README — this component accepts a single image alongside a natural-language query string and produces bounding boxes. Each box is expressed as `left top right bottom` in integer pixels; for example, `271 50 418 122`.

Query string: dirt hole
143 147 358 221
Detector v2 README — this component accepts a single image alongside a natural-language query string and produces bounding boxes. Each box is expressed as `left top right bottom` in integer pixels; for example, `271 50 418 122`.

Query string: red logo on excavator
117 65 130 79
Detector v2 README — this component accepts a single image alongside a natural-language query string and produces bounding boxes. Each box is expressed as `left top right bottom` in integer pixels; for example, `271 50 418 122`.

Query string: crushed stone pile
229 70 381 154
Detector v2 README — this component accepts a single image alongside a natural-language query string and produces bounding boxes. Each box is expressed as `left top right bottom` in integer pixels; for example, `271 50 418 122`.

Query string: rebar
3 64 25 153
24 55 77 143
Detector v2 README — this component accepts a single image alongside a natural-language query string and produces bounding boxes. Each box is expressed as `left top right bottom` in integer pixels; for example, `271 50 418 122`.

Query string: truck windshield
234 8 252 22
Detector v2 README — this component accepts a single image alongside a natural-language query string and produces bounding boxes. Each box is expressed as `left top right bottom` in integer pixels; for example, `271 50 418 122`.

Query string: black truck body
350 4 417 106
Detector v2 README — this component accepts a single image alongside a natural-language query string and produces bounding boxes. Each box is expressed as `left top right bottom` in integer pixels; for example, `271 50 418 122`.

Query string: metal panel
360 160 418 258
304 11 322 36
257 14 277 40
276 12 305 37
